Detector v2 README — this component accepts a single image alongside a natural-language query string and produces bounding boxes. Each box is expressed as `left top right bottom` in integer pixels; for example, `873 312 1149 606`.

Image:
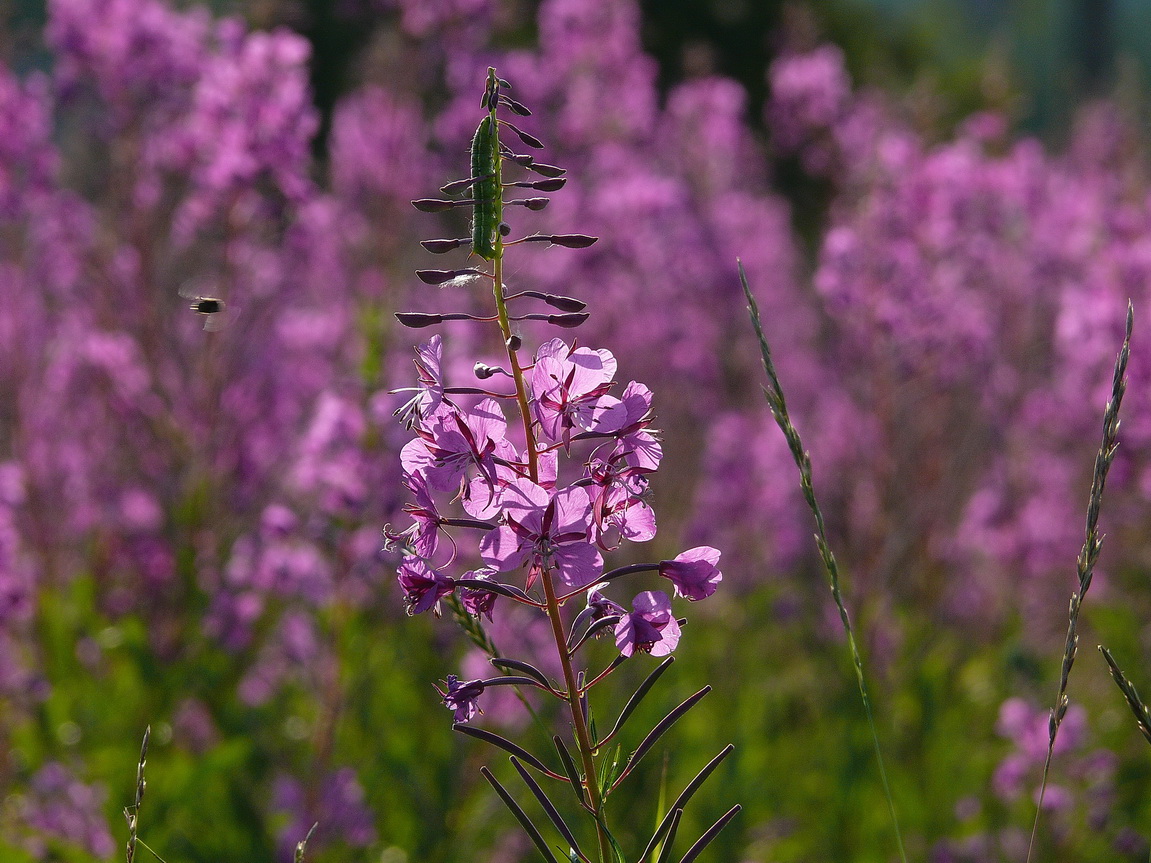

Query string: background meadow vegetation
3 0 1151 861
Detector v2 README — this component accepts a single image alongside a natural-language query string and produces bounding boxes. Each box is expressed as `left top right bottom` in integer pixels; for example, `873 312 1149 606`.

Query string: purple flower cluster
391 326 723 679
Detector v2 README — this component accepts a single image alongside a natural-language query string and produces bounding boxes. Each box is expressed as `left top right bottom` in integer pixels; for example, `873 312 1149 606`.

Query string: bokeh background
4 0 1151 861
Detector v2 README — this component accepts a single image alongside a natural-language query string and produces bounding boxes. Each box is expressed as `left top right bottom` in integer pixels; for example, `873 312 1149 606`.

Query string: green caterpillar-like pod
470 115 500 260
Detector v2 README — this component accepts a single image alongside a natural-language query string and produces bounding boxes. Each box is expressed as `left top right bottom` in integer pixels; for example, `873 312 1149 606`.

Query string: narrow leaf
455 578 538 605
677 805 742 863
552 736 586 807
491 657 553 689
654 809 682 863
567 615 620 656
454 725 560 779
614 687 711 789
640 747 734 862
510 757 589 862
480 766 560 863
606 657 675 743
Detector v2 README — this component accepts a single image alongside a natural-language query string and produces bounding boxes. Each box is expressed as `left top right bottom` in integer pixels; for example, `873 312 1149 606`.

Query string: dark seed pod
507 334 522 351
415 268 484 285
412 198 468 213
499 95 532 116
509 198 549 211
420 238 470 254
526 162 566 178
500 121 544 149
395 312 443 328
498 222 511 237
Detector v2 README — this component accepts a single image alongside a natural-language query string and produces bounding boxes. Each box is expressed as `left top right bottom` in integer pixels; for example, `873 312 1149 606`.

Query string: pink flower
615 591 680 657
659 546 722 601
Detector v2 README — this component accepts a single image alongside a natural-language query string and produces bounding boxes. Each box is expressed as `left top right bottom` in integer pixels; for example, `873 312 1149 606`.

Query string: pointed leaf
654 809 682 863
454 724 562 779
605 657 674 743
552 736 586 807
614 687 711 789
640 745 735 862
455 578 538 605
677 805 741 863
510 757 589 862
480 766 560 863
492 657 553 689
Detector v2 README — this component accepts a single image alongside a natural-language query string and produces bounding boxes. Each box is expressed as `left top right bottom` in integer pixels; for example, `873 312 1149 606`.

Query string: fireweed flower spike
392 68 738 862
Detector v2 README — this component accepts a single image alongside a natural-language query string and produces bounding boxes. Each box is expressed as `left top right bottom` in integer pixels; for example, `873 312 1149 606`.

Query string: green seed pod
470 115 500 260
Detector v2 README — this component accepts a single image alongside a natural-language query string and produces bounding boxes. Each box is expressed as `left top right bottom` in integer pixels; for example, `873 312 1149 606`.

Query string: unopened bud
441 175 489 195
510 198 549 211
473 362 498 380
420 238 470 254
501 149 534 167
500 95 532 116
527 162 566 178
548 313 589 328
498 222 511 237
412 198 468 213
501 121 544 149
507 334 522 351
416 268 484 285
395 312 443 328
542 294 586 312
522 233 598 249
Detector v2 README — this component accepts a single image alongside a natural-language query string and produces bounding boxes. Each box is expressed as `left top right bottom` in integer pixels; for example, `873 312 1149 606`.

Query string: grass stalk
739 260 907 863
1026 301 1132 863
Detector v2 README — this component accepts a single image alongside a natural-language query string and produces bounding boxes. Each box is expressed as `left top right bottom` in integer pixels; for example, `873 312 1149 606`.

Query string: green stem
488 91 610 861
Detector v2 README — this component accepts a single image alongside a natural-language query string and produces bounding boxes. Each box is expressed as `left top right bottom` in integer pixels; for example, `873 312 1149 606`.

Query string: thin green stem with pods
739 260 907 863
1026 302 1133 863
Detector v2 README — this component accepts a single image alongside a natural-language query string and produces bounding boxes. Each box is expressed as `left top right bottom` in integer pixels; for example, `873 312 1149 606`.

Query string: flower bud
441 175 490 195
420 238 470 254
521 233 598 249
395 312 443 328
416 268 484 285
526 161 566 178
499 95 532 116
412 198 469 213
510 198 549 211
501 121 544 149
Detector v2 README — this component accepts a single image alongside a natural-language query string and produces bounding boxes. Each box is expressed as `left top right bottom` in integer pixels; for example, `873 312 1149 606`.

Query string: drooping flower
615 590 680 657
385 471 446 559
437 674 486 723
659 546 722 601
397 557 455 615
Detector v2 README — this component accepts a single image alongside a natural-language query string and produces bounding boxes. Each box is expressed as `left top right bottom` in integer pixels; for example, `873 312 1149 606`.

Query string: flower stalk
392 67 735 863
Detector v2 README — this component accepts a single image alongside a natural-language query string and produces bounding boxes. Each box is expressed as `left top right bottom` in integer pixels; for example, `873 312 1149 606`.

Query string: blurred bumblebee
179 282 229 331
